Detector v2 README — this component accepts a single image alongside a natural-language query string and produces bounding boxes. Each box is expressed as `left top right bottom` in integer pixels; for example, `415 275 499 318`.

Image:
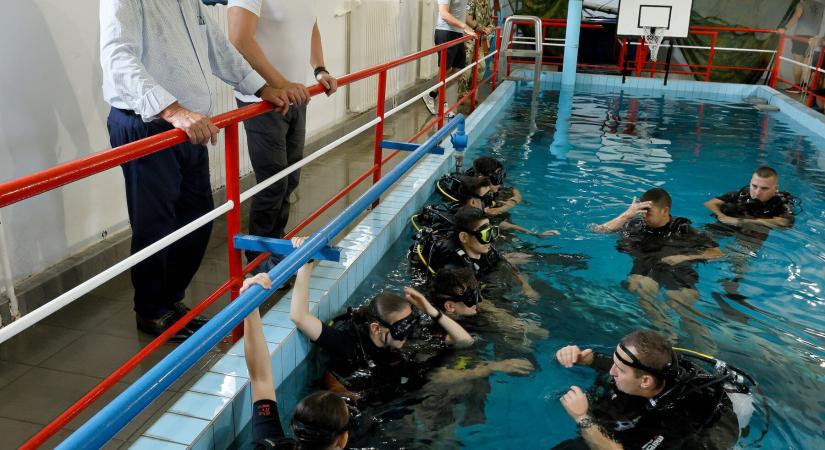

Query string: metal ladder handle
497 16 544 84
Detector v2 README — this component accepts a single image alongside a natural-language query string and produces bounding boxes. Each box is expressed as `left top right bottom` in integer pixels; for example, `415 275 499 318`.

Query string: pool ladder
496 15 543 86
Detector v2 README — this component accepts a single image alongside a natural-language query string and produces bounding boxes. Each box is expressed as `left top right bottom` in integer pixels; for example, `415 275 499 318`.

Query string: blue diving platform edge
58 110 483 450
233 235 342 263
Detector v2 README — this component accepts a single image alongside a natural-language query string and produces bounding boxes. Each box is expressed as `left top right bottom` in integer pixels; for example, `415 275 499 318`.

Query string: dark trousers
238 101 306 262
108 108 214 319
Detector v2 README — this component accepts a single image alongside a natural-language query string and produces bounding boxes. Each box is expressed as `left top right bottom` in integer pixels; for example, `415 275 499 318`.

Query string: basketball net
642 26 665 62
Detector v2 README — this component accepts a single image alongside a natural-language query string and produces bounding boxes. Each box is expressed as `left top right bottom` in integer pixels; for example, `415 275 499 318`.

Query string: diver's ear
369 322 381 335
640 373 657 390
444 302 456 313
337 431 349 449
458 231 470 244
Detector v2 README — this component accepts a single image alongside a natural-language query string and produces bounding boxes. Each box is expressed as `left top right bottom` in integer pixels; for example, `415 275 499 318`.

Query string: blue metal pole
58 115 466 450
561 0 583 87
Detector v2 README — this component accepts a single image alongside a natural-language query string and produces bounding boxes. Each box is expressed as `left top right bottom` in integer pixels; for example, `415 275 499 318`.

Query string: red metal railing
502 19 791 85
9 31 495 448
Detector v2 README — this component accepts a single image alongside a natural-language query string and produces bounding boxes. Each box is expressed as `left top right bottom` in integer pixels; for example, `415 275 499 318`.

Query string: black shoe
136 311 193 343
171 301 210 331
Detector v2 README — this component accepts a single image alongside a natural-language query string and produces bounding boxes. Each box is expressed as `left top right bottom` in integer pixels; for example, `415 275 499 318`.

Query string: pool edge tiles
127 82 516 450
526 70 825 140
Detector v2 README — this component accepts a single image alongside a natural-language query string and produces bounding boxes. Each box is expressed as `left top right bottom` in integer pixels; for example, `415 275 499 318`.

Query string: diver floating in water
595 188 724 351
703 166 798 319
553 330 755 450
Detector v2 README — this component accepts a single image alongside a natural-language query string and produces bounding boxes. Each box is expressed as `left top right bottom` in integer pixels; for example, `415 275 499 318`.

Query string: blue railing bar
233 234 342 262
59 114 466 450
381 140 445 154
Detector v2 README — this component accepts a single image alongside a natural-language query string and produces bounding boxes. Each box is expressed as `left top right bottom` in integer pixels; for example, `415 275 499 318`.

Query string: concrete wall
0 1 431 292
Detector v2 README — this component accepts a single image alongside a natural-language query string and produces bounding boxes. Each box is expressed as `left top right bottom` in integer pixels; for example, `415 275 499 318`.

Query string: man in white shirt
227 0 337 273
100 0 289 341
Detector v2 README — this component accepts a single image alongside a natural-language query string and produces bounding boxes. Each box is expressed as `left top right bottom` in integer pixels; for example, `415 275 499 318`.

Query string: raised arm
242 274 275 402
288 237 323 341
594 197 651 233
404 287 474 347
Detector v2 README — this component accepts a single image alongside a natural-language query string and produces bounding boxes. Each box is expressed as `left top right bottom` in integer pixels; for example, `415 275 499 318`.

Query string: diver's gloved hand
556 345 594 368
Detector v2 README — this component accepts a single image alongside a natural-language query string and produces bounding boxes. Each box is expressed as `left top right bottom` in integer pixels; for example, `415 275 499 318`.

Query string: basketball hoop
643 26 666 62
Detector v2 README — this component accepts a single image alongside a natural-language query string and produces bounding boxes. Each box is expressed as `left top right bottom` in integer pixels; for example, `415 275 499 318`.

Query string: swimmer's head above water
472 157 506 192
749 166 779 203
430 267 481 316
453 206 499 257
457 175 493 210
366 292 415 349
290 390 350 450
639 188 672 228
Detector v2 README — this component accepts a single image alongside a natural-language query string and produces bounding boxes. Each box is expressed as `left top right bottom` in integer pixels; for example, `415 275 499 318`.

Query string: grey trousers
238 101 306 262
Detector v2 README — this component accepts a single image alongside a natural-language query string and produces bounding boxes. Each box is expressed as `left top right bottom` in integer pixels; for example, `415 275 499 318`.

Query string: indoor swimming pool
229 80 825 449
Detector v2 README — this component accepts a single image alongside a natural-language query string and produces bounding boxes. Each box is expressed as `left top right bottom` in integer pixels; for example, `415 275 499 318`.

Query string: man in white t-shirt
422 0 477 115
228 0 337 272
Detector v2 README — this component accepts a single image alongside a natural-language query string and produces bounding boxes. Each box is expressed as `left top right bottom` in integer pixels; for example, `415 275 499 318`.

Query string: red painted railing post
808 46 825 107
372 71 387 208
706 32 718 81
770 34 785 88
470 36 480 110
635 38 645 77
618 38 627 72
224 123 244 342
492 26 501 90
438 48 448 129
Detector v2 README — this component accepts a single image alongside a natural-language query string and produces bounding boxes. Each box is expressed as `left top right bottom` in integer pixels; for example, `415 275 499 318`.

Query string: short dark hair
430 267 479 310
640 188 672 210
472 156 503 177
620 330 672 386
457 176 491 203
453 206 487 233
754 166 778 179
291 390 349 450
370 292 409 322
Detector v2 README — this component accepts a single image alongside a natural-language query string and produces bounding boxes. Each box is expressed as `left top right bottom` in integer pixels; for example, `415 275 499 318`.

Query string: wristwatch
314 66 328 79
576 416 595 430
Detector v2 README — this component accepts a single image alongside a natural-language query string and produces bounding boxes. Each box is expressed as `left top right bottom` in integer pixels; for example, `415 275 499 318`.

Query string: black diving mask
489 169 506 186
615 343 679 379
464 223 500 244
455 286 481 307
369 302 416 341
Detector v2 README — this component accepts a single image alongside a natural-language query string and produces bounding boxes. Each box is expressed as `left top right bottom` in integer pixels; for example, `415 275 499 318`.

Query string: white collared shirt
100 0 266 122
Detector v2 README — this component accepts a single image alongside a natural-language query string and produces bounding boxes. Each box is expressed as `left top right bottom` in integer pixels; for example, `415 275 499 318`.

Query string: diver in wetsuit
240 274 350 450
595 188 723 350
554 330 750 450
287 236 473 403
703 166 797 316
466 156 522 216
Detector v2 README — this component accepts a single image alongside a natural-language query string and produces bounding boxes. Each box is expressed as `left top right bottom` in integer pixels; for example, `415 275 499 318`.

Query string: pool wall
125 81 517 449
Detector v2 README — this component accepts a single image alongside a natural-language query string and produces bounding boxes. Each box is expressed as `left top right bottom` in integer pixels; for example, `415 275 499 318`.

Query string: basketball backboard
617 0 693 38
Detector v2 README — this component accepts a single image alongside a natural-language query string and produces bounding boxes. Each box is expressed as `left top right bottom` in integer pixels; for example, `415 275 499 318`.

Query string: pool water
255 83 825 449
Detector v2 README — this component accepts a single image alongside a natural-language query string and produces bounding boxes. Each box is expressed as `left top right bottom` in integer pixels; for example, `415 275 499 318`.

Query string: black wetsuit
618 217 718 291
251 399 295 450
715 187 795 221
555 353 739 450
313 309 431 403
414 232 503 277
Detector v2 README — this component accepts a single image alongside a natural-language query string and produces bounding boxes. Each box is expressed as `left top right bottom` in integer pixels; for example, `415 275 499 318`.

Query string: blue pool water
256 83 825 449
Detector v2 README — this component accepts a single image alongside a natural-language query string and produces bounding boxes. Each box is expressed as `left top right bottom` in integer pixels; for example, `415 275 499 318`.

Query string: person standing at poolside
422 0 477 115
779 0 825 93
228 0 338 273
100 0 289 341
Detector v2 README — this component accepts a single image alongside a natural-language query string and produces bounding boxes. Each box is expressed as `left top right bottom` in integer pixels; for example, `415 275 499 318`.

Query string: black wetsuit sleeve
252 399 296 449
685 225 718 250
314 322 358 360
715 190 738 203
590 352 614 372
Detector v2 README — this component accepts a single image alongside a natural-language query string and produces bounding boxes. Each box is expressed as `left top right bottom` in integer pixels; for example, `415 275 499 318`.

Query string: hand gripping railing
57 114 468 450
497 15 543 87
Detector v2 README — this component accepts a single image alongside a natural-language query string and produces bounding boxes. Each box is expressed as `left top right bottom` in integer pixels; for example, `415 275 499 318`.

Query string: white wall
0 0 427 287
